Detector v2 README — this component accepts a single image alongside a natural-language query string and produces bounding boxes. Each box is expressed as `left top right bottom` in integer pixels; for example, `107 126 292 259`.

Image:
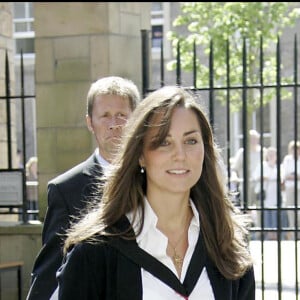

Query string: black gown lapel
183 231 207 295
110 230 207 298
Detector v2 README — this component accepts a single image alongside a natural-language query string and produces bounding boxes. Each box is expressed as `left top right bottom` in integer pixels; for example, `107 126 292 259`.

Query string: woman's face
139 107 204 196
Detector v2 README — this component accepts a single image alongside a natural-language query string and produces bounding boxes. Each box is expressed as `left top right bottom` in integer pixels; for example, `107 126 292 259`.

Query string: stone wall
0 3 151 298
0 2 17 169
34 2 151 219
0 223 42 299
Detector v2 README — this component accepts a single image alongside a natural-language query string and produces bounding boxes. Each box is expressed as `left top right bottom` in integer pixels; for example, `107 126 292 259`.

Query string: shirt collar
94 148 111 174
128 197 200 244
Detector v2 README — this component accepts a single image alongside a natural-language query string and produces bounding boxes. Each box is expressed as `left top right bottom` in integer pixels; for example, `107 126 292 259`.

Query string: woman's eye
160 140 170 146
186 139 197 145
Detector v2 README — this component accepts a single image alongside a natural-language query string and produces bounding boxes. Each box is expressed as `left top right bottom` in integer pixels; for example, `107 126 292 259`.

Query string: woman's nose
173 144 186 160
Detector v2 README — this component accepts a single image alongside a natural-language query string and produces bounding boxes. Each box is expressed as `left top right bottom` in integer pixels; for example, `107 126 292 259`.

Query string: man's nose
109 116 121 130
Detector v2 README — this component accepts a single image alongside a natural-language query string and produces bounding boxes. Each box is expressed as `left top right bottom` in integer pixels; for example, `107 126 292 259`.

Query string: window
151 2 163 51
151 2 170 59
13 2 35 56
152 25 163 49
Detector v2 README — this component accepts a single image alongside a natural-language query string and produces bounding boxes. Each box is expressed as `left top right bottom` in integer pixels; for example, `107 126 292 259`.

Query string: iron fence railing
0 50 36 223
141 29 300 300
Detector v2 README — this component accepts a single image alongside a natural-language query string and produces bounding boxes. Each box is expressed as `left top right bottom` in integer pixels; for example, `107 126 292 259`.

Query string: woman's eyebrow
183 130 201 136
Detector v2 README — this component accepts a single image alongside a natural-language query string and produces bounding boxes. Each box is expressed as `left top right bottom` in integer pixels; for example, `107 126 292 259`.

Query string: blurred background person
281 140 300 237
26 156 38 221
253 147 287 240
231 129 266 237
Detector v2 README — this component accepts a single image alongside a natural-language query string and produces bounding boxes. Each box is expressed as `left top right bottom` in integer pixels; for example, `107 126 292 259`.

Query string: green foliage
167 2 300 112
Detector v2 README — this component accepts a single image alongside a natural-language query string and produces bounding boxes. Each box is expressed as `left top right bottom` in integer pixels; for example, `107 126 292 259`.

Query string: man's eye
117 113 126 117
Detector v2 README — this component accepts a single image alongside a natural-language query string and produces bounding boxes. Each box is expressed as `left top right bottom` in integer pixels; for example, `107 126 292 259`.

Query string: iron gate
141 29 300 300
0 51 36 223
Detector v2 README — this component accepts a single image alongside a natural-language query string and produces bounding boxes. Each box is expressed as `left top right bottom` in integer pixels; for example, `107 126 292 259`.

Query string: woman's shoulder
67 216 135 259
69 236 111 256
68 237 104 255
63 236 118 270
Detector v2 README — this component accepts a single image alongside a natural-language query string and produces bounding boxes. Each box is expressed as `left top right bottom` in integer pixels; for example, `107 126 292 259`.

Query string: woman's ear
139 156 145 167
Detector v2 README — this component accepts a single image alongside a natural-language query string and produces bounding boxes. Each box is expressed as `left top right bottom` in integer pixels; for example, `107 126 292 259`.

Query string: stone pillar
0 3 17 169
34 2 151 219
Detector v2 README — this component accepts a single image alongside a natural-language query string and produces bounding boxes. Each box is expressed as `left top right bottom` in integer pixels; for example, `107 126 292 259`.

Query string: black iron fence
141 29 299 299
1 29 299 298
0 51 36 223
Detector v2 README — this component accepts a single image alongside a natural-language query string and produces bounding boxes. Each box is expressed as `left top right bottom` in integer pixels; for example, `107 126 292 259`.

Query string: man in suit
26 76 140 300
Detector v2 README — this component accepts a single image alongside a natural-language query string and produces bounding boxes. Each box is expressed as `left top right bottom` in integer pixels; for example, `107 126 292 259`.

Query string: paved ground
250 240 300 300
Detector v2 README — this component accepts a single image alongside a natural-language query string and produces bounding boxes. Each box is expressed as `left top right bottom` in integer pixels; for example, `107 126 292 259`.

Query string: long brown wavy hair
64 86 253 280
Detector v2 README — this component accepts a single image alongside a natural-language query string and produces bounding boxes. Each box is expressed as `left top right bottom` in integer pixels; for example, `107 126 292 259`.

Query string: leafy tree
167 2 300 112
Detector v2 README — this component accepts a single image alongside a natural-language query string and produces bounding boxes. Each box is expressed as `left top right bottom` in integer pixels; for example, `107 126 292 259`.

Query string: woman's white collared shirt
127 198 215 300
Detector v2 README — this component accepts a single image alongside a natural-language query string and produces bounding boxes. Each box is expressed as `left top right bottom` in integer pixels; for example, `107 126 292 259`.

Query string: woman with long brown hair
56 86 255 299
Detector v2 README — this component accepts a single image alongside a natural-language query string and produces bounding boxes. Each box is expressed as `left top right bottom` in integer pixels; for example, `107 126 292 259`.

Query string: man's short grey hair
87 76 140 117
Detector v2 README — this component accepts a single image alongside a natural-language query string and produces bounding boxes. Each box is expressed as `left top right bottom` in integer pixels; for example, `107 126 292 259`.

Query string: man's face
86 94 132 163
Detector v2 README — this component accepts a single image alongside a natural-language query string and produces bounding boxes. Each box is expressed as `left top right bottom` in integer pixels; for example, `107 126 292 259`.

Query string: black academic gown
56 217 255 300
27 154 103 300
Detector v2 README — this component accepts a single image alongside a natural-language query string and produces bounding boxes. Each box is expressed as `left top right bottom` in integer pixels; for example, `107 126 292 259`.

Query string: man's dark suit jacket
26 153 102 300
56 216 255 300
